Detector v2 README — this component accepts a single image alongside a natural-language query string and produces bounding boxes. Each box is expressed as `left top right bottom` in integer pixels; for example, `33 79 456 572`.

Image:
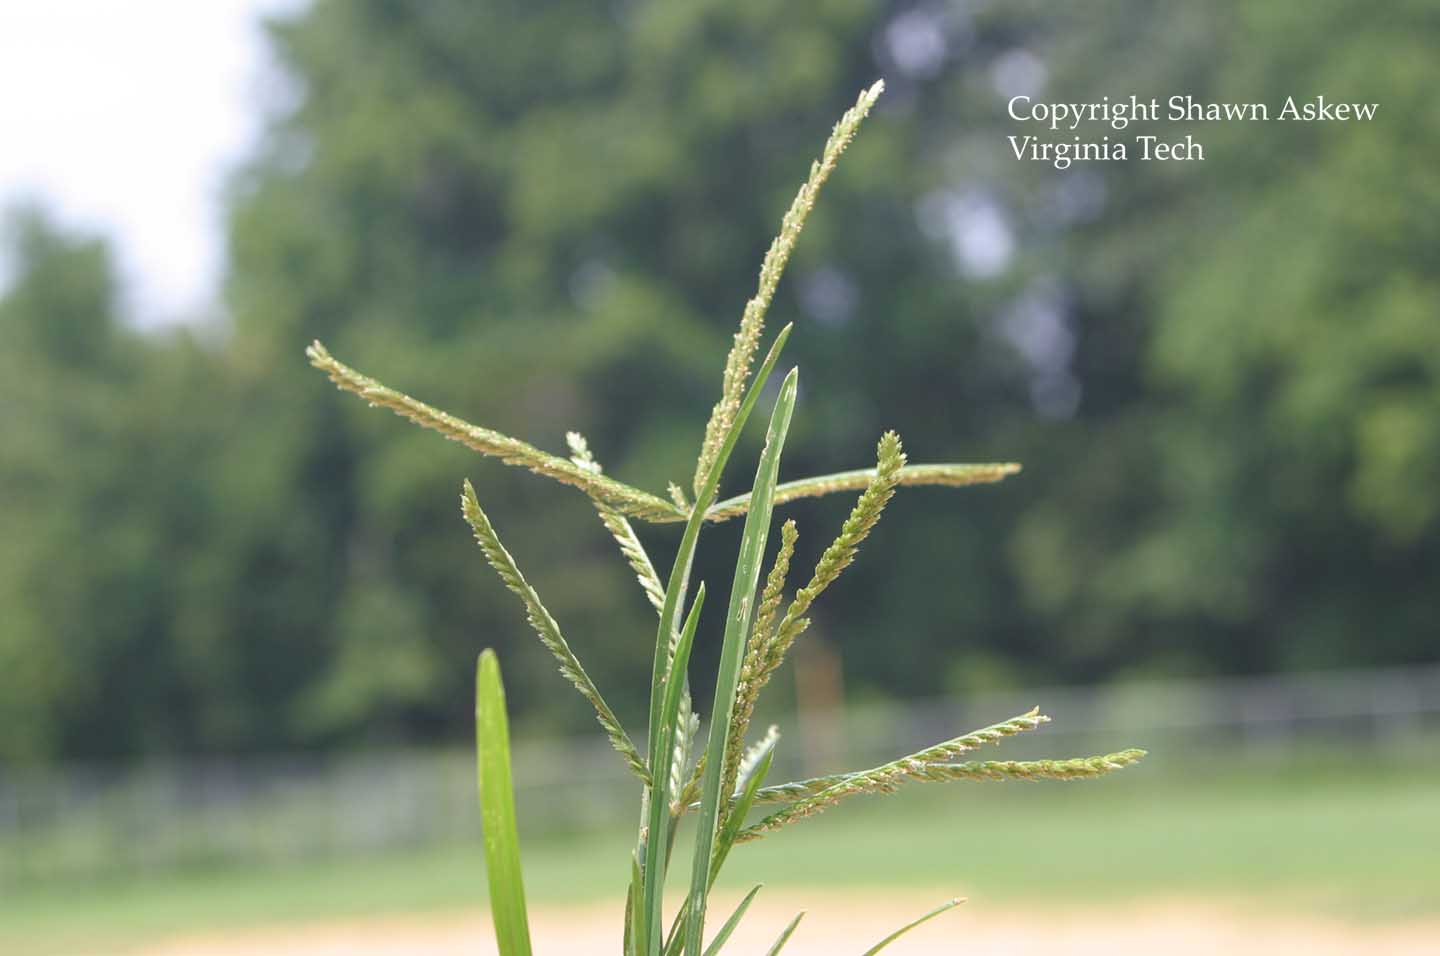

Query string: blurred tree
980 0 1440 675
0 208 117 760
214 0 1440 744
0 209 220 759
4 0 1435 761
220 0 1028 744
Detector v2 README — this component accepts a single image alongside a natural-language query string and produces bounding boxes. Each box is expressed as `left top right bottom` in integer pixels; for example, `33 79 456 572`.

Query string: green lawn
6 755 1438 955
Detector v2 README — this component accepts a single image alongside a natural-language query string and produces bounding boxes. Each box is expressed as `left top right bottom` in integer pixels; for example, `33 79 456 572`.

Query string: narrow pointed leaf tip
702 884 763 956
705 461 1022 523
475 651 534 956
765 912 806 956
861 897 963 955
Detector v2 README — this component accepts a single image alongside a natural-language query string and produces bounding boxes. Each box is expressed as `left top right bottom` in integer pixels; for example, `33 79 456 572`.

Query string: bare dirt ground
140 890 1439 956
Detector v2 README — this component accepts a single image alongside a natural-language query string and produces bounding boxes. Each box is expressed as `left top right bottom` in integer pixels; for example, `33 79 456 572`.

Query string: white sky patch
990 48 1047 102
0 0 305 326
915 187 1015 279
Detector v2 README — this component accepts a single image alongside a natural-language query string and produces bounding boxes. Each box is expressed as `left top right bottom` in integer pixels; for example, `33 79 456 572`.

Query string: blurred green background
1 0 1437 952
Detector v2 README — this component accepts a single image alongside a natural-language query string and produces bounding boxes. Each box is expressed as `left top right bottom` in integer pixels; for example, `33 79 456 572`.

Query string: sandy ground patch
139 890 1438 956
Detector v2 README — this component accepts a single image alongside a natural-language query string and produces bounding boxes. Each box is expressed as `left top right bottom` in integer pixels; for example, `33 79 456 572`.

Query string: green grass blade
683 368 800 956
669 735 779 956
661 900 692 956
764 912 806 956
474 651 533 956
701 884 763 956
640 583 707 956
705 462 1022 522
644 325 793 767
663 726 774 956
860 898 964 955
637 326 794 953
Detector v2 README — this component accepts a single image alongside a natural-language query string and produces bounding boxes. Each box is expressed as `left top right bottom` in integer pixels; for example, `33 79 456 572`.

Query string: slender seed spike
309 342 682 522
721 521 797 810
778 432 905 630
737 732 1146 843
741 433 906 724
749 522 799 664
908 749 1149 783
567 431 668 613
689 710 1052 812
704 461 1022 523
600 510 669 618
569 432 692 792
692 81 884 495
461 481 648 783
568 431 668 616
904 706 1049 763
720 434 904 816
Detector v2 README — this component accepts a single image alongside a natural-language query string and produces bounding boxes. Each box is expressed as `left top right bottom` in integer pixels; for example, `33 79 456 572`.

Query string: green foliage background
2 0 1435 762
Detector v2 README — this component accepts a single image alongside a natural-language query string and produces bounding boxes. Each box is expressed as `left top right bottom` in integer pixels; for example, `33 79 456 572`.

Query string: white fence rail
4 665 1438 885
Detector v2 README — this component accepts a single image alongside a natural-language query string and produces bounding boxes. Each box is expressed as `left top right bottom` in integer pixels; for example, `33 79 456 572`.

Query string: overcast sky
0 0 305 326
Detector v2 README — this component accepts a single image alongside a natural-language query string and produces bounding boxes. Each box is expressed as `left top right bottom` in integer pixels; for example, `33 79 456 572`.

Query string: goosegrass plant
308 81 1145 955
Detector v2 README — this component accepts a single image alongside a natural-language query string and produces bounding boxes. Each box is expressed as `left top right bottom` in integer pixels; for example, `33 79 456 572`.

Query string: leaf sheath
683 368 799 956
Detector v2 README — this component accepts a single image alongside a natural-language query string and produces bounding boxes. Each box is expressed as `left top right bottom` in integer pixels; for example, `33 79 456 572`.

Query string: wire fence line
4 664 1438 886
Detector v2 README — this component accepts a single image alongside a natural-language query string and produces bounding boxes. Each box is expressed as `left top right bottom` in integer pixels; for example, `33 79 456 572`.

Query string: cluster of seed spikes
309 80 1144 956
